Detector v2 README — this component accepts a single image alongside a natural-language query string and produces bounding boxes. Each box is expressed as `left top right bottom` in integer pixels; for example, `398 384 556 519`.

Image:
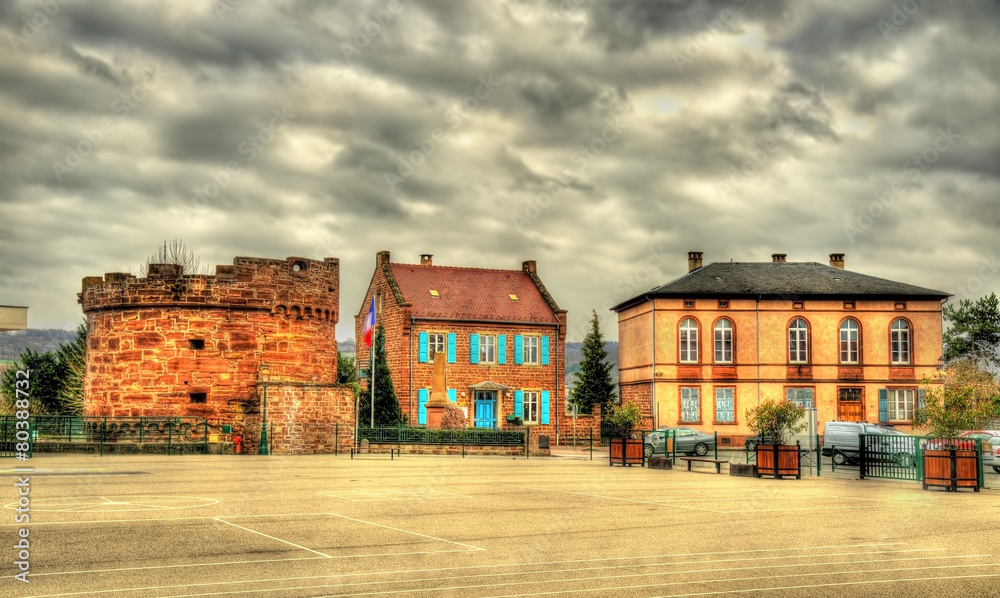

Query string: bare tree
139 239 205 276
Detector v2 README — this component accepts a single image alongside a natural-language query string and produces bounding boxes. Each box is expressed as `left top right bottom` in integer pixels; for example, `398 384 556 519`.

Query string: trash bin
538 435 550 449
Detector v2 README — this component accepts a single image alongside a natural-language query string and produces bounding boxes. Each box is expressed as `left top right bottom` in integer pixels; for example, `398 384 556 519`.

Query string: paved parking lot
3 452 999 597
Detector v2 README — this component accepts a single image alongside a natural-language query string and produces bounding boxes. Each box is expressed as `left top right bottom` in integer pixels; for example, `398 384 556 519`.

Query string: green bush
745 400 806 446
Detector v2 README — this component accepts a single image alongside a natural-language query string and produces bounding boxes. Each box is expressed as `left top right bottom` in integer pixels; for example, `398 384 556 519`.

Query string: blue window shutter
514 390 523 418
448 388 457 402
418 332 428 363
447 332 456 363
917 388 926 410
541 391 550 424
514 335 523 364
470 334 479 364
418 389 428 425
541 335 550 365
497 335 507 364
878 388 888 424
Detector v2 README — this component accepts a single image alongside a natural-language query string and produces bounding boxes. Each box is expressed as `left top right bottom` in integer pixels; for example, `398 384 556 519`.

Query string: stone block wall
78 255 354 454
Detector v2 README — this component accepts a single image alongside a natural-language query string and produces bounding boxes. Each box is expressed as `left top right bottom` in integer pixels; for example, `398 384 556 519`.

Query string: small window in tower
718 300 729 309
684 300 695 308
291 261 307 272
189 392 207 404
189 339 205 350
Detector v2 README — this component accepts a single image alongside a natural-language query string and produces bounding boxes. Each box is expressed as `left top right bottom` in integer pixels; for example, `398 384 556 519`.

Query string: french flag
363 296 375 348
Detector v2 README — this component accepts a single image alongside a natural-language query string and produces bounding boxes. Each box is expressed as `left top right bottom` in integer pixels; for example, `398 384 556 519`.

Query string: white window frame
788 318 809 363
428 333 446 360
680 387 700 423
523 390 539 423
679 318 699 363
840 319 860 364
891 320 910 364
887 388 915 421
522 335 539 364
714 319 733 363
479 334 496 363
714 387 735 423
786 387 815 409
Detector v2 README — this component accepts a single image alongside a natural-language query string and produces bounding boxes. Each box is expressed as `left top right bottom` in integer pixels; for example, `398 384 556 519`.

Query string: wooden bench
679 457 728 474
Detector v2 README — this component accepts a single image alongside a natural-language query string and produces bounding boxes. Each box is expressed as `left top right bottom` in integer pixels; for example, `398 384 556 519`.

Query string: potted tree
911 367 998 492
746 400 806 479
606 401 644 466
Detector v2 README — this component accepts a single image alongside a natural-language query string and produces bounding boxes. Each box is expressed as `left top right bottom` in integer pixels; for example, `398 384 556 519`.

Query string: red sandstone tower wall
78 256 354 453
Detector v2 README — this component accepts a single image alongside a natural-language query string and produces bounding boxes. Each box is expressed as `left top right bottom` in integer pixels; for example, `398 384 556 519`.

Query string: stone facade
355 251 569 441
78 256 355 454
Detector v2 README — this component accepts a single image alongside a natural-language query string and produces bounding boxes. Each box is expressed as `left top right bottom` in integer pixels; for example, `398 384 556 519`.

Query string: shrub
745 400 806 446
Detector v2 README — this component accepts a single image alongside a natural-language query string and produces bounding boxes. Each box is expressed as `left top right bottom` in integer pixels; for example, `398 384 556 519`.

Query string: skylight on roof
429 290 440 297
508 294 519 301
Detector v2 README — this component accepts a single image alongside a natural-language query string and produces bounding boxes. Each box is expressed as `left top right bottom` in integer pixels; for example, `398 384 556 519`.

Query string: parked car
644 427 716 458
821 421 914 466
982 436 1000 474
744 435 776 452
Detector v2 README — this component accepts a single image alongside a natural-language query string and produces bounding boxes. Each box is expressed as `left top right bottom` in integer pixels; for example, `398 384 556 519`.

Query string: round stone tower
78 256 344 449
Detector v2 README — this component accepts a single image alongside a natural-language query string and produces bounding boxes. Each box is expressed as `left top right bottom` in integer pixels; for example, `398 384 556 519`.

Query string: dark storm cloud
0 0 997 339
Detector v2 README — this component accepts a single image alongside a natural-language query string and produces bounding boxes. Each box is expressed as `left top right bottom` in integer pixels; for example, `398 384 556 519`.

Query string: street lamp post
258 364 270 455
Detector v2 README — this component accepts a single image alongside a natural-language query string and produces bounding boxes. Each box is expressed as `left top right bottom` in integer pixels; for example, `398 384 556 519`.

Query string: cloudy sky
0 0 997 341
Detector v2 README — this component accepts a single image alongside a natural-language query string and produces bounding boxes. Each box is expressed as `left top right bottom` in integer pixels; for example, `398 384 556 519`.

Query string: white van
821 421 913 465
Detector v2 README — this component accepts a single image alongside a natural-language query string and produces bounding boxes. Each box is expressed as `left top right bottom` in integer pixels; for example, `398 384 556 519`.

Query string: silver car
644 427 715 458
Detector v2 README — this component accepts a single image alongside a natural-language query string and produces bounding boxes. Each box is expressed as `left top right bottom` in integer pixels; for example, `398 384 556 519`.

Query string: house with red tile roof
355 251 567 439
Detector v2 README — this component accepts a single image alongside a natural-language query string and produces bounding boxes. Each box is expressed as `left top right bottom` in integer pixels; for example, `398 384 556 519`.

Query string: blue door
474 391 497 428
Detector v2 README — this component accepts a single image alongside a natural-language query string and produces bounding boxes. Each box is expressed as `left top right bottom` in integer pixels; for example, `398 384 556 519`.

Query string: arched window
840 319 860 363
788 318 809 363
891 319 910 364
714 319 733 363
679 318 699 363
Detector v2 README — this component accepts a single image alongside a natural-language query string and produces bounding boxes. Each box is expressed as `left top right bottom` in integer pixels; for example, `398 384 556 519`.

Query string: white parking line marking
481 562 997 597
212 518 332 558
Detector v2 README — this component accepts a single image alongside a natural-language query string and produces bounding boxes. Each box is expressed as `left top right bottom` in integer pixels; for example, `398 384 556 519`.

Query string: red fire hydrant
234 435 243 454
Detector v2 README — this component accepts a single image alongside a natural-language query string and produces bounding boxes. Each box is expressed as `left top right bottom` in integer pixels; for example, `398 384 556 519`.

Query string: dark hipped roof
390 263 560 323
613 261 949 311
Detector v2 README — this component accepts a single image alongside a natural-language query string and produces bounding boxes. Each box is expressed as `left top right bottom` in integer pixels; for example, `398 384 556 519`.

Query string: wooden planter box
922 448 980 492
755 443 801 479
609 437 644 467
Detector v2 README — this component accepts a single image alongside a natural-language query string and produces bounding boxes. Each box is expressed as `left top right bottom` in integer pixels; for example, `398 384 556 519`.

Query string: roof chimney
376 250 390 266
522 260 537 275
829 253 845 269
687 251 703 272
420 254 433 266
771 253 787 263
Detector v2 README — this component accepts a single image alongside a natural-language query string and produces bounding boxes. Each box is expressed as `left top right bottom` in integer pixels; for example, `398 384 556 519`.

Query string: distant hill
339 338 356 359
0 329 77 360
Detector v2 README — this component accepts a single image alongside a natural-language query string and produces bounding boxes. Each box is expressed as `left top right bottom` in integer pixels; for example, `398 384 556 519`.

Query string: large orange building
613 252 949 445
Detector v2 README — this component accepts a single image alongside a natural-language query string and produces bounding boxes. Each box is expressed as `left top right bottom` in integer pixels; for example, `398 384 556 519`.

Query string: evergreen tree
0 321 87 415
943 293 1000 368
1 349 68 414
357 325 403 426
570 310 617 415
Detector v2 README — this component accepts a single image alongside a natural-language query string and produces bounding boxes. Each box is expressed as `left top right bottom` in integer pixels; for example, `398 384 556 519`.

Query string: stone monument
424 352 450 429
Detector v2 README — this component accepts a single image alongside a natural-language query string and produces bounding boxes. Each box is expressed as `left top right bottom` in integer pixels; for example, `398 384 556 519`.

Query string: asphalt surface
2 452 998 597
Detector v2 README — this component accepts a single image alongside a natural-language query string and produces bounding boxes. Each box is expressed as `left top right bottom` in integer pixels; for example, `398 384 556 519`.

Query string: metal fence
356 426 525 446
858 433 920 481
0 416 210 456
